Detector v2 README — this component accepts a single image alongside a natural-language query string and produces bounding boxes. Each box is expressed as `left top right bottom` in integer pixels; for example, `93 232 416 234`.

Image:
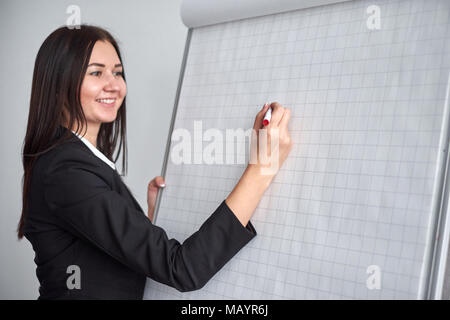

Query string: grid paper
144 0 450 299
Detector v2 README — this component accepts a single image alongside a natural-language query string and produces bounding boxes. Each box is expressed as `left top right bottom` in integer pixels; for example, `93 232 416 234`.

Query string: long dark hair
17 25 128 240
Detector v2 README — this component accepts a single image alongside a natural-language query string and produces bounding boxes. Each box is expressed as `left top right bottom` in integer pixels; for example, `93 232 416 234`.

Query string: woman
18 25 292 299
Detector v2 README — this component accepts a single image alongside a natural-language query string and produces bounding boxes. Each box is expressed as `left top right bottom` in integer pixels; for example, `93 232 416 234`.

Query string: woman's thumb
253 103 270 130
156 176 166 187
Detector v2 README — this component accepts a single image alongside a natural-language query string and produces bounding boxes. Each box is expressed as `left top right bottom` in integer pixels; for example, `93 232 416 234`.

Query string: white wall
0 0 187 299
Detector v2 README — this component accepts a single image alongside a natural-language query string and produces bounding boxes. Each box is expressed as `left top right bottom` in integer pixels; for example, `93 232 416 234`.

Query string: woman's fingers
157 176 166 187
148 176 166 189
253 101 286 130
267 102 285 127
279 107 291 132
253 103 270 130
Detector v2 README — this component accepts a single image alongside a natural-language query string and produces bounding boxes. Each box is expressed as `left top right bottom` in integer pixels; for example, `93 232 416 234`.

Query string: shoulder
39 138 94 169
35 136 111 186
30 126 117 193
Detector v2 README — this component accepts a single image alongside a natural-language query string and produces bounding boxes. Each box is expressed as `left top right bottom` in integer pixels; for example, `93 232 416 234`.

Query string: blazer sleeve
43 154 256 292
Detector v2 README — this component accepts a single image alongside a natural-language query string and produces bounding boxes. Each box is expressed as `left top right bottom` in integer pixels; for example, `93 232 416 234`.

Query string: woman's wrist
225 164 274 227
244 164 275 190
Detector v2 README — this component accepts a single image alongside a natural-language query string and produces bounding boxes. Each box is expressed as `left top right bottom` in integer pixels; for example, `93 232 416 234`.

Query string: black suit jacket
23 126 256 299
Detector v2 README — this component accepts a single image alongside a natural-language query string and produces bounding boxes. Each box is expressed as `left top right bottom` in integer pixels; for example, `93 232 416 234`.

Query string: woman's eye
89 70 123 77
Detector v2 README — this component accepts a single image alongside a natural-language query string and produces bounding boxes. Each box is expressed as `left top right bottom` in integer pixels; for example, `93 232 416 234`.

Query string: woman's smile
96 97 117 107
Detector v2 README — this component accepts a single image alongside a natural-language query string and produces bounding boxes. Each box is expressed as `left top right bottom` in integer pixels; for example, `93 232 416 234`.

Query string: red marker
263 103 272 126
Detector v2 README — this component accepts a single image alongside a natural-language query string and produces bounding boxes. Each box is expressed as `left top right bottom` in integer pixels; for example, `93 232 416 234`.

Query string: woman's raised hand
250 102 293 176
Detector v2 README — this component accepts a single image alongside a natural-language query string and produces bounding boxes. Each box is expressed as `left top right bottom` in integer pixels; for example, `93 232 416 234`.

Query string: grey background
0 0 187 299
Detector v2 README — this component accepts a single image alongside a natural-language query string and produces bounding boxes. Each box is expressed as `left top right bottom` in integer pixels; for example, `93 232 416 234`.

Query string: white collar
71 130 116 170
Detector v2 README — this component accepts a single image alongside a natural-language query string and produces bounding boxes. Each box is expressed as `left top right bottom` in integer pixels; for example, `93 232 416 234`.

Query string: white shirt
71 130 116 171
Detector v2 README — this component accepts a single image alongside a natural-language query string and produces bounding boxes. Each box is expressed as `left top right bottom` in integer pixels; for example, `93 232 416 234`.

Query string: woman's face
80 40 127 126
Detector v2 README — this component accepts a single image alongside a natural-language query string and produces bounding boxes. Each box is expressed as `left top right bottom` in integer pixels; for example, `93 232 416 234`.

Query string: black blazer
23 126 256 299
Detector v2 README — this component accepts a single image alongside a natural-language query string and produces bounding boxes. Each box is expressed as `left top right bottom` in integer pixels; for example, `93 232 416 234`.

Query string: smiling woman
18 24 292 300
20 25 129 241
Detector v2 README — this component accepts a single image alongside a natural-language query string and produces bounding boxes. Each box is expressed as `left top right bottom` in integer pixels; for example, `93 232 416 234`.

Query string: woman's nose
103 71 121 91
